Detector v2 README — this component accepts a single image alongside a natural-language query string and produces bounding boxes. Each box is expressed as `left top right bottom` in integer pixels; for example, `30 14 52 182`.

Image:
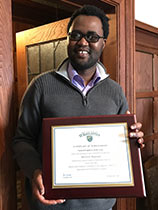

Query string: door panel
136 97 153 159
135 52 153 92
135 51 158 161
27 39 67 83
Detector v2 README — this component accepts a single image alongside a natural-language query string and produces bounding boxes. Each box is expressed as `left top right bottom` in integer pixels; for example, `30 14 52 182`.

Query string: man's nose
77 36 89 45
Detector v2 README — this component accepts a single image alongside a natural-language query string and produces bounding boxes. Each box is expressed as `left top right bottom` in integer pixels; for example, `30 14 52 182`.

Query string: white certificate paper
51 123 134 188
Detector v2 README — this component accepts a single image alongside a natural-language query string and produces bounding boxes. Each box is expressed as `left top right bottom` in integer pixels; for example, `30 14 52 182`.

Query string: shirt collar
56 58 109 81
67 63 103 86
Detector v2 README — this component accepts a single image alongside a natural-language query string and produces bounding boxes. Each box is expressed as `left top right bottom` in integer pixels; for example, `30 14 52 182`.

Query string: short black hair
67 5 109 39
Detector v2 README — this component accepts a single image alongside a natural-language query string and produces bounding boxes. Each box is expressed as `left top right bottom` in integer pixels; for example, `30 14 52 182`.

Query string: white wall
135 0 158 27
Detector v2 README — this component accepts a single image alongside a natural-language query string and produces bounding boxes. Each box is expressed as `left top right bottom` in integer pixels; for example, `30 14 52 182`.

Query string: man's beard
70 55 99 71
69 48 102 71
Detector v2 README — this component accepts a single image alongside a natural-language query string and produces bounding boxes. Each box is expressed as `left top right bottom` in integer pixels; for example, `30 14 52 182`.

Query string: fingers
129 124 145 148
129 120 145 148
126 111 143 132
32 169 66 205
130 121 143 138
137 137 145 149
129 130 144 138
129 122 144 138
131 122 142 130
126 111 145 148
129 131 145 148
32 169 44 196
32 169 45 203
38 197 66 205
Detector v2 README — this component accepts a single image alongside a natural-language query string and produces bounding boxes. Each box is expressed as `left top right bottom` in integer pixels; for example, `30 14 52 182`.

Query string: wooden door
15 1 136 209
16 18 69 104
135 21 158 210
135 21 158 161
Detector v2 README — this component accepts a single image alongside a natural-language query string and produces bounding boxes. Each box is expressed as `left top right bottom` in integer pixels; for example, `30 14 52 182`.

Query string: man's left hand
126 111 145 149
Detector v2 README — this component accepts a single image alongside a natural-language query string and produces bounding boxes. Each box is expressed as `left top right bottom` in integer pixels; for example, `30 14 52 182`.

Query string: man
13 5 144 210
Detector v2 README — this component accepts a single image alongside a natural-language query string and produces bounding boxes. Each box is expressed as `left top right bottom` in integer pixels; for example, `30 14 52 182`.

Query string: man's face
67 15 105 71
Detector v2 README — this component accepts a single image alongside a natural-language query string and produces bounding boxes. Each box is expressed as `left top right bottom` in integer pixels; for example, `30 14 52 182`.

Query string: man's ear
102 39 106 50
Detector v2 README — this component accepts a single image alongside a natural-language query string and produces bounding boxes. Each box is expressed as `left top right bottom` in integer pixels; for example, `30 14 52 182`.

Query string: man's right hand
32 169 66 205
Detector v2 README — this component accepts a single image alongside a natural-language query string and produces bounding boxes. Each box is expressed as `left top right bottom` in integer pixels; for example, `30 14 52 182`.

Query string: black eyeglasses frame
68 31 105 43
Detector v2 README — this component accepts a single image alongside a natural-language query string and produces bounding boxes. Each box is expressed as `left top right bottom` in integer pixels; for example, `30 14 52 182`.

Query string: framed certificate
42 114 146 199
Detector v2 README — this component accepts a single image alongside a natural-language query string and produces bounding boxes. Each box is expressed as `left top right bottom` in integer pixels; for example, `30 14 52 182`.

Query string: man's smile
74 48 90 58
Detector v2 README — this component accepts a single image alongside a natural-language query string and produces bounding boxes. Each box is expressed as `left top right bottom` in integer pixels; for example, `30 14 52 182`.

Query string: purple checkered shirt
67 63 101 96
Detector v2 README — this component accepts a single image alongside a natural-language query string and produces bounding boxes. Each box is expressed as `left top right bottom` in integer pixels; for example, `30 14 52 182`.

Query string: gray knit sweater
13 59 128 210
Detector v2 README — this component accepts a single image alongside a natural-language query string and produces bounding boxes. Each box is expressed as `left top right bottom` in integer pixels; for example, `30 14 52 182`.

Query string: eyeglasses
68 31 105 43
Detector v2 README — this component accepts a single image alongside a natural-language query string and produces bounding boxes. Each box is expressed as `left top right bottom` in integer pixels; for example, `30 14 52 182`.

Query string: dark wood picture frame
42 114 146 199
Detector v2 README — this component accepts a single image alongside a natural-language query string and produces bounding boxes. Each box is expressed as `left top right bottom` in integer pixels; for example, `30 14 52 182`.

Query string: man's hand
32 169 66 205
126 111 145 149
